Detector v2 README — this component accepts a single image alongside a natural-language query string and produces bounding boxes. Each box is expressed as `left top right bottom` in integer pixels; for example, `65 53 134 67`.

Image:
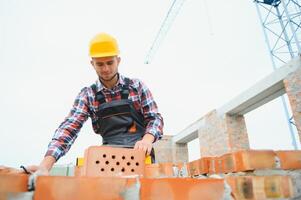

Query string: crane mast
254 0 301 149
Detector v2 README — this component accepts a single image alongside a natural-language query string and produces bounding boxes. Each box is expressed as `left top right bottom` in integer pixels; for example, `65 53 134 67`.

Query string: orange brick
275 150 301 169
213 157 223 174
144 163 174 178
187 160 199 176
263 176 293 199
34 176 137 200
220 153 236 173
74 166 83 177
208 157 217 174
140 178 225 200
0 174 28 192
226 176 254 199
226 176 294 200
0 174 28 200
234 150 276 172
82 146 145 177
187 158 210 176
159 163 174 177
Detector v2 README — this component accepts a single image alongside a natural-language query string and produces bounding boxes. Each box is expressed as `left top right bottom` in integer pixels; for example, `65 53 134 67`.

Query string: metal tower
254 0 301 149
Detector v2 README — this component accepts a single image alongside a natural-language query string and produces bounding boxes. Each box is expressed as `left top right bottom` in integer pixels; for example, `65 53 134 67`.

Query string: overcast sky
1 0 300 168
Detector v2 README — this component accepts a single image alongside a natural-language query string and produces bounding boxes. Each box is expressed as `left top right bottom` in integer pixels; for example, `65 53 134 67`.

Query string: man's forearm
39 156 56 171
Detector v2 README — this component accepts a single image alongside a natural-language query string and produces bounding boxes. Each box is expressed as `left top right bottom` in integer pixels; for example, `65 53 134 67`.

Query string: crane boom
144 0 186 64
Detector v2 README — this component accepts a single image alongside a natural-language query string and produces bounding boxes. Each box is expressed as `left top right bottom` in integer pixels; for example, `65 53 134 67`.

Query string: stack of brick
144 149 301 199
1 147 301 199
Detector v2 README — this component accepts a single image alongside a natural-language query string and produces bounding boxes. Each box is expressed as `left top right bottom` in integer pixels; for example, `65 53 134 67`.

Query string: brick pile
1 147 301 199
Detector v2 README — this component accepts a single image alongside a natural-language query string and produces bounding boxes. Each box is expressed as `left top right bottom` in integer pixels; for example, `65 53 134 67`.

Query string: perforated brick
82 146 145 177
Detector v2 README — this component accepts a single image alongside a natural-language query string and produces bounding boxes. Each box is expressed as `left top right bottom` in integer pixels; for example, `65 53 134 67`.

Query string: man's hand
26 156 55 191
134 133 155 155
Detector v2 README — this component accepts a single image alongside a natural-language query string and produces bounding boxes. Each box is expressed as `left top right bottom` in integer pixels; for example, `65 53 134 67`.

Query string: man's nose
102 64 110 71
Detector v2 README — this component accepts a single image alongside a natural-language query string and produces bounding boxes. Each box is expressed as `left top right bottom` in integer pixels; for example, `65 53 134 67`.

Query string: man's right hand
26 156 56 191
25 165 49 176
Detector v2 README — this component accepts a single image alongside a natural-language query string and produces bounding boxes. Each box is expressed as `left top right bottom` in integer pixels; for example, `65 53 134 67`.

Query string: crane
145 0 301 149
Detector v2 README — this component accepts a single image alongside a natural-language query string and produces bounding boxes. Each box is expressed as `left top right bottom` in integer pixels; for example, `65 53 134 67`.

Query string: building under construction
1 0 301 199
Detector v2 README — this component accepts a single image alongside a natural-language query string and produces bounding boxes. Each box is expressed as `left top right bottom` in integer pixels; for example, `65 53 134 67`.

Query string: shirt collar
95 73 126 92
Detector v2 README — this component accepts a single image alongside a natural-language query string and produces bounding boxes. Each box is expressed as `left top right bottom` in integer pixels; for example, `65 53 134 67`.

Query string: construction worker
26 33 164 175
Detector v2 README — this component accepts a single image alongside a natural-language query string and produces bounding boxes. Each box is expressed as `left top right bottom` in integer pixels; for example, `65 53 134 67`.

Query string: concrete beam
172 118 204 144
173 58 301 145
217 58 301 116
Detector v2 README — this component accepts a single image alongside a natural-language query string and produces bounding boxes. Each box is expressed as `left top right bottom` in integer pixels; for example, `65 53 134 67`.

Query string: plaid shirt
45 74 164 161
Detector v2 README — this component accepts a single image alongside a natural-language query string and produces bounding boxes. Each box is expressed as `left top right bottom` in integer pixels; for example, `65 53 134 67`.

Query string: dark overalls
92 77 155 162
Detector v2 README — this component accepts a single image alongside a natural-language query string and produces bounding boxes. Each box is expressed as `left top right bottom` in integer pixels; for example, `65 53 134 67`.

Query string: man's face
91 56 120 81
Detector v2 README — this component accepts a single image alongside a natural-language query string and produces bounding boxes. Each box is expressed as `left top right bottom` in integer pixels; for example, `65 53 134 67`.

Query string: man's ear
90 60 94 67
117 56 121 64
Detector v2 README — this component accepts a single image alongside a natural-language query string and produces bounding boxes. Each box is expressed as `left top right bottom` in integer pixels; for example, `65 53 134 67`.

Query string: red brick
263 176 293 199
144 164 160 178
144 163 174 178
275 150 301 169
0 174 28 200
82 146 145 177
74 166 83 177
234 150 277 172
219 153 236 173
140 178 225 200
187 158 210 176
0 174 28 192
34 176 137 200
226 176 294 199
208 157 217 174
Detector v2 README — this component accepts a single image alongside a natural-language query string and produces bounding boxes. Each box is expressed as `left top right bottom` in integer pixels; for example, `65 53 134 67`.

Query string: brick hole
101 168 104 172
131 156 134 160
135 162 139 166
111 168 115 172
103 154 106 158
105 161 109 165
95 160 100 164
112 155 116 159
127 162 131 166
122 156 126 160
131 169 135 172
116 162 120 166
121 168 125 172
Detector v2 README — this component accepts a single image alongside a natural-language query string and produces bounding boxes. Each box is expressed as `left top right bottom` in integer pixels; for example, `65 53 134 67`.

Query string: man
27 33 164 174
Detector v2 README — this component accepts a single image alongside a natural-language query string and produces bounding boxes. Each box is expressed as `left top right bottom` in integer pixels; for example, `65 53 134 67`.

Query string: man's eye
107 61 114 65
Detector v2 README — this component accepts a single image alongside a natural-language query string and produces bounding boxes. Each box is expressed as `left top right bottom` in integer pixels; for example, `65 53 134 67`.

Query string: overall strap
121 77 131 100
91 84 106 104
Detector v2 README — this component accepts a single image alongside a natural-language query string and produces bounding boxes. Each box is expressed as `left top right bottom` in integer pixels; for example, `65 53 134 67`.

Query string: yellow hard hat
89 33 120 58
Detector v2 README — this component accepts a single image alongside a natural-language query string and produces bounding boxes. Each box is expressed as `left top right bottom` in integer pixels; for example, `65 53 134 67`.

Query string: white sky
1 0 300 168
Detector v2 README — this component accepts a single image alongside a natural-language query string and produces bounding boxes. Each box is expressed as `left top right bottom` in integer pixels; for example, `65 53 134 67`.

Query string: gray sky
1 0 300 168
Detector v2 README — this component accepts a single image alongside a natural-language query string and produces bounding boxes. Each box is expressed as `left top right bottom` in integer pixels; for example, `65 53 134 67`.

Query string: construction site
1 0 301 199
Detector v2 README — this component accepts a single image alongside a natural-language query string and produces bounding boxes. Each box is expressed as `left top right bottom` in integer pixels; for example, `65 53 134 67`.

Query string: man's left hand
134 133 155 155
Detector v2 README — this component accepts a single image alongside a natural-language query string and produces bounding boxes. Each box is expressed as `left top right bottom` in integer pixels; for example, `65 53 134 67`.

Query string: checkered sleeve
45 87 90 161
137 80 164 142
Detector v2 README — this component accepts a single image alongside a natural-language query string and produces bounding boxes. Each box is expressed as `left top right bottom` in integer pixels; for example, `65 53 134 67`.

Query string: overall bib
93 78 155 162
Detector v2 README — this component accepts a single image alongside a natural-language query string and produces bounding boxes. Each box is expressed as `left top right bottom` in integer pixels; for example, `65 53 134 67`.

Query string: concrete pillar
284 66 301 143
153 135 188 163
198 110 250 157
